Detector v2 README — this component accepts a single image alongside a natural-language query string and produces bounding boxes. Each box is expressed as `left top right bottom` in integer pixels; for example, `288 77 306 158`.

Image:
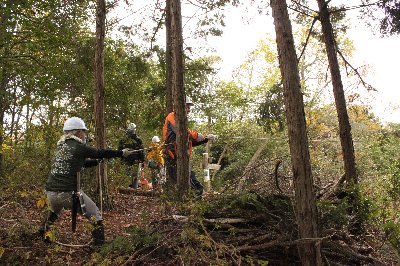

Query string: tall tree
168 0 190 196
94 0 109 208
0 0 12 177
270 0 322 265
165 0 174 114
317 0 357 183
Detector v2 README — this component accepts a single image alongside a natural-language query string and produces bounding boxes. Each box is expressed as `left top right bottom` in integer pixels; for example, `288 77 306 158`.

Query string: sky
115 1 400 124
203 4 400 124
349 26 400 124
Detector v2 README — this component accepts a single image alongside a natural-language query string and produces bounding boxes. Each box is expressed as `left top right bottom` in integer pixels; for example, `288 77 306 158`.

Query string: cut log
172 215 247 224
117 187 155 196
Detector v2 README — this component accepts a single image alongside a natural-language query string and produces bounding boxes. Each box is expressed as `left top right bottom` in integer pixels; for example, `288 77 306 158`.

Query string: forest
1 0 400 265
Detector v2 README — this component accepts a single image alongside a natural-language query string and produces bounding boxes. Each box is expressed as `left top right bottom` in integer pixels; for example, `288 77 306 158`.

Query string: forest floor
1 187 399 265
0 189 168 265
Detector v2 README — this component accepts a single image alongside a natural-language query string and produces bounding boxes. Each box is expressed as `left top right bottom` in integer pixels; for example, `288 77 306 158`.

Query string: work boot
38 211 58 243
92 220 105 246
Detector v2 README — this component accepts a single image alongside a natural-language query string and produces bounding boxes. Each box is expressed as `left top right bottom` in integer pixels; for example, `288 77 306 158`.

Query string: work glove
122 148 135 157
206 134 217 141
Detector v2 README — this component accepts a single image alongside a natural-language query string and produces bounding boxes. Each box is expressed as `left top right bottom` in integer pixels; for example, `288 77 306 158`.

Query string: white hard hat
185 96 194 106
63 117 88 131
152 136 160 143
127 123 136 132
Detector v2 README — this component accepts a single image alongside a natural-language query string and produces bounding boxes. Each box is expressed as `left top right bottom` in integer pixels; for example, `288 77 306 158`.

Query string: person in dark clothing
39 117 136 246
118 123 145 189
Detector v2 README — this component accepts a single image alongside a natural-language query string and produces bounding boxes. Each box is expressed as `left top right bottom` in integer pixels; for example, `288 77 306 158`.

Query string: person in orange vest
163 96 217 196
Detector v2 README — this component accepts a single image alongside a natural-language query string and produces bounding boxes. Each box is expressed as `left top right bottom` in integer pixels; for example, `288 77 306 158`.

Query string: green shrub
383 221 400 255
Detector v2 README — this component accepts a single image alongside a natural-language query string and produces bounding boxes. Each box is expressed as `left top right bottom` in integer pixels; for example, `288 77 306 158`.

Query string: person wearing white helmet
147 135 164 192
118 122 145 189
40 117 136 246
163 96 217 197
152 135 160 143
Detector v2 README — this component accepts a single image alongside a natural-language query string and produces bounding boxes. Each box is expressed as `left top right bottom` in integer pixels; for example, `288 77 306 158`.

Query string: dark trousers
166 158 203 196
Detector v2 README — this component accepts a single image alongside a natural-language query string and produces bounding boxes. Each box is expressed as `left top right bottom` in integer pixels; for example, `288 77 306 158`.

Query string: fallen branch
54 239 92 248
237 237 325 252
319 174 346 200
236 239 282 251
172 215 247 224
121 249 141 266
323 241 386 265
274 160 283 193
237 140 268 191
199 219 242 264
212 143 228 179
117 187 155 196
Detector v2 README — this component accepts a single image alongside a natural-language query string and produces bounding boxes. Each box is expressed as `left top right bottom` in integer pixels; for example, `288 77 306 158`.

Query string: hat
63 117 88 131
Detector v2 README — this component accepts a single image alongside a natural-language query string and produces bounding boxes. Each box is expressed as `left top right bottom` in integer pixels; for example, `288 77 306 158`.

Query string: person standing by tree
40 117 136 246
163 96 217 197
118 123 145 189
147 135 165 193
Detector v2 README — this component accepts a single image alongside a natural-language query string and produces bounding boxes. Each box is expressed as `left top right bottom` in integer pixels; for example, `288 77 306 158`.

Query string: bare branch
287 4 314 18
334 42 377 92
150 11 166 50
106 3 155 28
290 0 318 14
330 1 382 14
54 240 93 247
297 16 318 62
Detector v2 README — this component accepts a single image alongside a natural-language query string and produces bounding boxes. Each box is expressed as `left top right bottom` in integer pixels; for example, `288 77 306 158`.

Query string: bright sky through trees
205 3 400 124
113 1 400 124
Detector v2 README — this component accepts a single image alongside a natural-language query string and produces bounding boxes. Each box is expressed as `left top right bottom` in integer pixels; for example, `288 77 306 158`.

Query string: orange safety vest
163 112 200 159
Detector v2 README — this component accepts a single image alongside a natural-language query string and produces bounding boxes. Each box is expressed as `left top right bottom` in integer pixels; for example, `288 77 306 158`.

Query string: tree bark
317 0 357 183
0 1 12 178
165 0 174 114
270 1 322 265
168 0 190 197
94 0 110 209
0 64 7 178
0 85 5 177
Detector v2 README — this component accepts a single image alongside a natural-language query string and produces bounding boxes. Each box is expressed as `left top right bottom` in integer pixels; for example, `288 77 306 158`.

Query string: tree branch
335 45 377 92
330 1 382 14
290 0 318 14
287 4 314 18
297 16 318 62
150 11 165 50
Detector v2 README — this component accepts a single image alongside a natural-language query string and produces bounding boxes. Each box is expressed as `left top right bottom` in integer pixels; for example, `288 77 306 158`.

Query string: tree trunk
94 0 110 209
0 2 11 178
0 66 7 178
317 0 357 183
165 0 174 114
169 0 190 197
0 102 4 178
270 1 322 265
